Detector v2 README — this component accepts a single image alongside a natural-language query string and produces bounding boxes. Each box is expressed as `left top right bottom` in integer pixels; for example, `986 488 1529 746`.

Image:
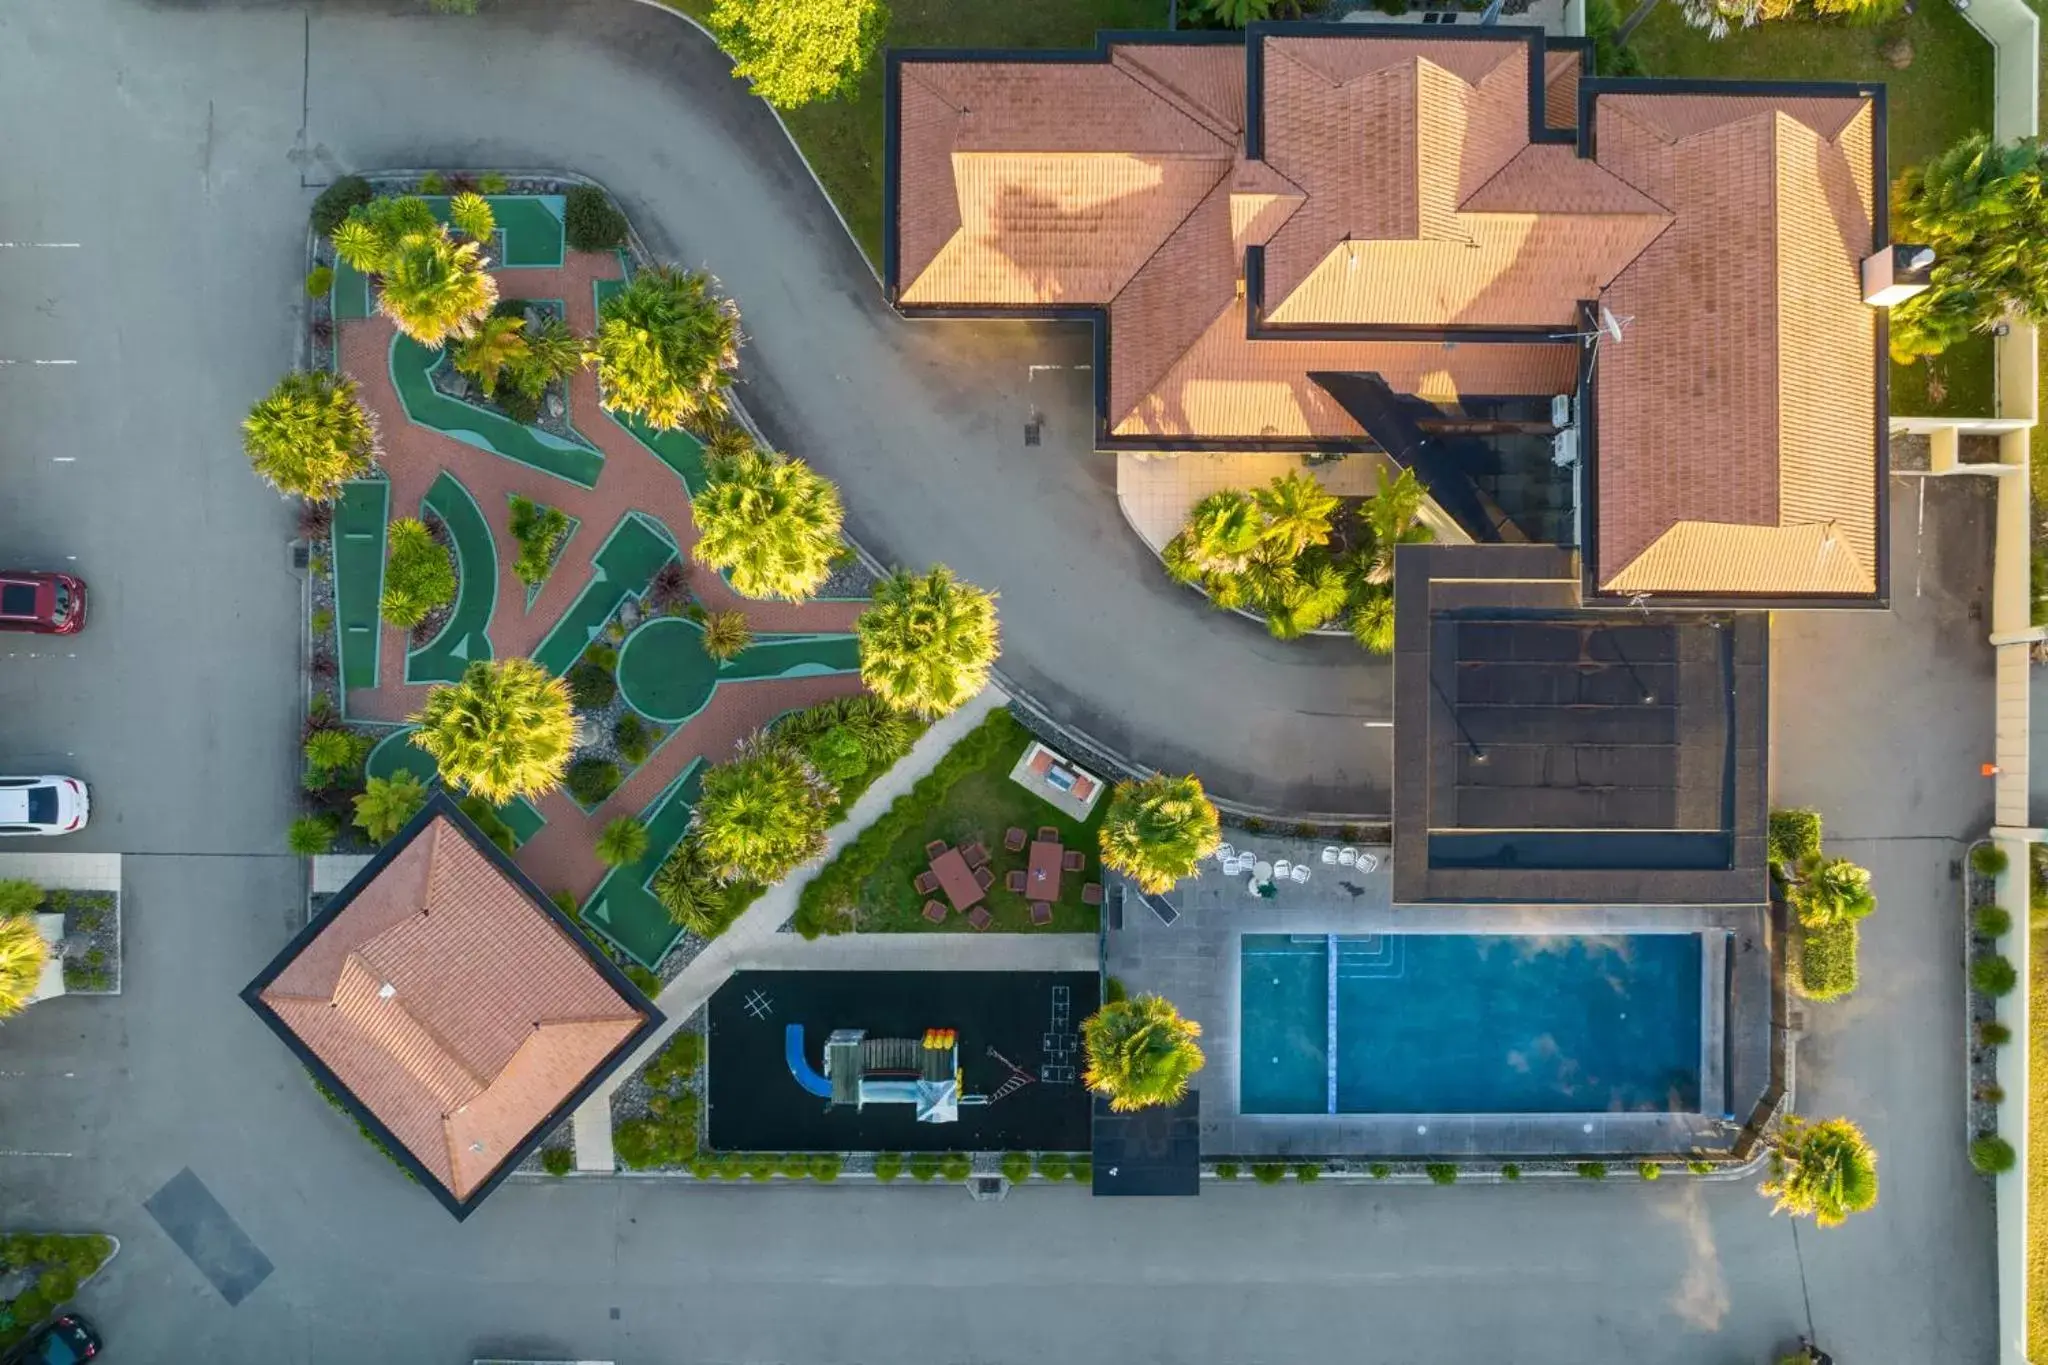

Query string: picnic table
1026 839 1064 902
930 847 984 911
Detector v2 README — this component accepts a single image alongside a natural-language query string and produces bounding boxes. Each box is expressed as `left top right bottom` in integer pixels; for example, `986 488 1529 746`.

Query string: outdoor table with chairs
915 826 1104 930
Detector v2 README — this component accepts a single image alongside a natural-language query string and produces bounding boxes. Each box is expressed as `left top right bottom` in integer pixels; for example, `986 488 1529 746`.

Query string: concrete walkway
574 685 1010 1167
738 931 1098 973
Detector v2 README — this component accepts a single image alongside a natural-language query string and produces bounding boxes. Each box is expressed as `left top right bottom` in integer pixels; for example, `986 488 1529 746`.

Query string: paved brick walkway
336 248 867 901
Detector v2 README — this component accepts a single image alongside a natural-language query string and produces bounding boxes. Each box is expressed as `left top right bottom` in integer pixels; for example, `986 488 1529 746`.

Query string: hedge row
1768 807 1822 872
1796 918 1860 1001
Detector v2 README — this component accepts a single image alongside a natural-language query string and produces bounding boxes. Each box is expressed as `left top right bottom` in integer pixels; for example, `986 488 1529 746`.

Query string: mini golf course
390 335 605 488
530 513 679 677
616 616 861 726
580 759 708 967
406 471 497 684
333 480 389 692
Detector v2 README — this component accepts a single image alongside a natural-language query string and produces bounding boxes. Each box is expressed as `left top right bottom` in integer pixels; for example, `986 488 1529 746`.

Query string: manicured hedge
1796 918 1860 1001
1768 808 1822 871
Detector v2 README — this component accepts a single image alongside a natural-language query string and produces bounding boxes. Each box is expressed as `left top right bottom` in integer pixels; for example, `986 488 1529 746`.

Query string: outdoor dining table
1026 839 1065 902
930 847 984 911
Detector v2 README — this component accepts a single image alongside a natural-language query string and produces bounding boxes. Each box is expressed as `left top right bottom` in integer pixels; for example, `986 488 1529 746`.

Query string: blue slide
785 1025 832 1098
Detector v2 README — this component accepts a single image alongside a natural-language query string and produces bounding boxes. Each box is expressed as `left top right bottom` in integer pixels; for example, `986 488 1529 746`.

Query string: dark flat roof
1092 1092 1201 1196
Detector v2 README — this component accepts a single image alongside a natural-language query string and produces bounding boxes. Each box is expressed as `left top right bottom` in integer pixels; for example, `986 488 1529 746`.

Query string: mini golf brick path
337 248 867 906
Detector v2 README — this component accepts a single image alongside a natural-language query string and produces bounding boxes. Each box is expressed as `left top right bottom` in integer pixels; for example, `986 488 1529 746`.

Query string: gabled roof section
244 797 659 1218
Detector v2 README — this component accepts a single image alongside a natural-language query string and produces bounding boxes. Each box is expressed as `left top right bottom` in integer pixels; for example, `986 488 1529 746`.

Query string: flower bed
0 1233 116 1349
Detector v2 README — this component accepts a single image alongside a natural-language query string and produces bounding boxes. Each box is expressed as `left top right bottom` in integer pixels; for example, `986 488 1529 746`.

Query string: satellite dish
1599 305 1627 345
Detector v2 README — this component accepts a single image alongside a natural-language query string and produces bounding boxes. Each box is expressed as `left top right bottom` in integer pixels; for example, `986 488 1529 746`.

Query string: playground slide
784 1025 832 1099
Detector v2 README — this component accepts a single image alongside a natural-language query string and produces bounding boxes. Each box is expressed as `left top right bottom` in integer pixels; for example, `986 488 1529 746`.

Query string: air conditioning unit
1551 426 1579 469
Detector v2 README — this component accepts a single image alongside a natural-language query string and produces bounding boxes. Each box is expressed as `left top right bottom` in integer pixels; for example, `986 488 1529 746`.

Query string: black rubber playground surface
708 970 1099 1153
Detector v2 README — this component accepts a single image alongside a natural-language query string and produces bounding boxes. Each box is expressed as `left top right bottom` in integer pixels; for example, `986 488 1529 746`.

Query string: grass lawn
799 710 1106 934
2031 921 2048 1358
663 0 1169 266
1626 3 1996 416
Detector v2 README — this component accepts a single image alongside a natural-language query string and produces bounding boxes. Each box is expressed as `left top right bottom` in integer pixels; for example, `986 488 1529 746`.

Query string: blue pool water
1240 933 1702 1114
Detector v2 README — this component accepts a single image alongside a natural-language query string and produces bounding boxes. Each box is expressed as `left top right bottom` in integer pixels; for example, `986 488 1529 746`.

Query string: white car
0 775 89 836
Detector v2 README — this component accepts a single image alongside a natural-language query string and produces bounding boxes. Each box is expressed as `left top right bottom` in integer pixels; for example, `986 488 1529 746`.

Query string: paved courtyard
0 0 2004 1361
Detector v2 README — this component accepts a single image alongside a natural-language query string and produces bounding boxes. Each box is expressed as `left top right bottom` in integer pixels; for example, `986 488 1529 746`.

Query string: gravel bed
1964 862 2004 1142
53 890 120 995
817 553 879 602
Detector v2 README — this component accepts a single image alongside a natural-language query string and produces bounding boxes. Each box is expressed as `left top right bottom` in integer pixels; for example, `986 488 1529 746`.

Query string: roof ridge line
1110 47 1240 146
341 948 494 1100
1458 144 1675 219
1108 162 1235 312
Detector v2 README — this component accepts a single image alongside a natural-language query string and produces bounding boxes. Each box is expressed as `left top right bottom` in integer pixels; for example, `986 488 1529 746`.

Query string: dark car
0 572 85 635
3 1314 100 1364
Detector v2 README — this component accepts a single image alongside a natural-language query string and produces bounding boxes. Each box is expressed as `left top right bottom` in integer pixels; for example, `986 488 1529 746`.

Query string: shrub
1971 1134 2016 1174
1981 1083 2008 1104
1426 1163 1457 1185
479 172 509 195
874 1152 903 1182
1252 1162 1285 1185
311 175 375 234
940 1152 972 1181
692 733 834 883
1364 1162 1389 1179
353 770 430 842
1035 1152 1070 1181
1638 1162 1662 1181
776 1153 811 1179
1500 1163 1521 1181
1973 954 2019 997
909 1153 941 1182
1973 843 2010 878
567 660 617 711
306 265 335 298
564 186 629 252
542 1147 573 1176
508 496 571 590
701 609 753 662
614 712 653 766
804 726 869 784
627 964 661 996
1687 1160 1715 1175
381 517 456 629
416 171 446 195
1214 1161 1239 1180
810 1153 842 1181
1001 1152 1032 1182
1976 905 2013 939
1293 1163 1320 1182
567 757 623 807
244 371 378 500
458 795 518 854
1577 1162 1608 1180
0 879 45 918
597 816 649 868
288 814 336 856
1768 808 1823 871
1795 919 1860 1001
1073 1157 1092 1183
1981 1021 2013 1047
709 0 888 109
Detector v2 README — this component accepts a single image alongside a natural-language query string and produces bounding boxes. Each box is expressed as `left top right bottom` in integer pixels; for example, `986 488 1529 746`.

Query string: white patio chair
1216 843 1236 862
1221 854 1242 876
1290 863 1310 884
1338 848 1357 867
1273 859 1291 878
1356 852 1380 873
1321 846 1339 865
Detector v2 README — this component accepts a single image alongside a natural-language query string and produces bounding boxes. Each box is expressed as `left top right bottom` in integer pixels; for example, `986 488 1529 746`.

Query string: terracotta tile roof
260 814 647 1201
891 33 1884 598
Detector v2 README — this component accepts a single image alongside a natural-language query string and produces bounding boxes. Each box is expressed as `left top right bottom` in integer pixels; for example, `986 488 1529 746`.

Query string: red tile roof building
243 795 660 1218
887 26 1888 604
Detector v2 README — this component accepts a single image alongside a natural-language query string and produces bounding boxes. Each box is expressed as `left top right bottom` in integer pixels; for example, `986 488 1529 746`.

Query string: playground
707 970 1100 1153
325 193 867 970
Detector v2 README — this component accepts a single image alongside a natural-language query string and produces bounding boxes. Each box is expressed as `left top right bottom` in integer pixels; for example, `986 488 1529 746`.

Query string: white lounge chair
1273 859 1291 878
1337 848 1357 867
1356 852 1381 873
1290 863 1310 883
1216 843 1236 862
1321 846 1339 865
1221 854 1243 876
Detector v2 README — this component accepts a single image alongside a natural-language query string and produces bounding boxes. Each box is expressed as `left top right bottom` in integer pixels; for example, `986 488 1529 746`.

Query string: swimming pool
1240 933 1702 1115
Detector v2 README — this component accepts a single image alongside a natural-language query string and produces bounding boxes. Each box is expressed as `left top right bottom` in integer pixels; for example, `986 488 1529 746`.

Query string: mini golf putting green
389 334 604 488
362 727 546 846
614 616 862 727
406 471 497 684
580 759 707 969
333 480 389 694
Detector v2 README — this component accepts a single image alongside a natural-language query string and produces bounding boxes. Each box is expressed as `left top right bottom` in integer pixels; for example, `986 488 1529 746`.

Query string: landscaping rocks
54 889 120 995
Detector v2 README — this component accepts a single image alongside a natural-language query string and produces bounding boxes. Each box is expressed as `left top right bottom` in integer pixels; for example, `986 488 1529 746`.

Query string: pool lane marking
1327 932 1339 1116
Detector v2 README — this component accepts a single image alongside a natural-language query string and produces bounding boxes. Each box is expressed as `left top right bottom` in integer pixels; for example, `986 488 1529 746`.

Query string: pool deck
1105 833 1774 1161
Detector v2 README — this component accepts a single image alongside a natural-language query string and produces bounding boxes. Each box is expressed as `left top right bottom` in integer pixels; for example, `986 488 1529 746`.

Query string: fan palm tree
447 191 496 244
690 734 834 883
1790 855 1877 929
1254 470 1339 559
596 816 650 868
1761 1115 1879 1228
1180 490 1263 576
352 771 430 843
0 913 50 1020
507 316 590 398
452 314 528 398
378 228 497 346
856 565 1001 717
595 264 742 431
409 658 575 804
287 814 337 856
1262 554 1349 640
330 194 438 269
652 838 730 934
1357 465 1434 585
243 371 378 500
1198 0 1276 25
1349 585 1396 655
1098 773 1222 894
1081 994 1205 1112
691 448 846 601
700 609 753 661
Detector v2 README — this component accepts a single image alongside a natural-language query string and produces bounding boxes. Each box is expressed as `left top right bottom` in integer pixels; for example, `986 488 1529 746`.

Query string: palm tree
652 838 731 934
857 565 1000 717
352 771 430 843
1198 0 1276 24
452 315 528 398
1357 465 1433 585
331 194 438 269
702 422 756 462
1081 994 1205 1112
507 316 590 398
596 816 650 868
690 734 834 883
1791 855 1877 929
1262 554 1348 640
700 610 752 661
243 371 379 500
447 191 496 244
1254 470 1339 559
378 228 497 346
1179 490 1263 576
1761 1115 1879 1228
1098 773 1222 894
595 264 742 431
410 658 576 804
1349 585 1396 655
691 448 846 601
288 814 337 856
0 913 49 1020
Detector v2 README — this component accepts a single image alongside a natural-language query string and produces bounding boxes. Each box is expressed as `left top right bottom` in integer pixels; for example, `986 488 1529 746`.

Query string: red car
0 572 86 634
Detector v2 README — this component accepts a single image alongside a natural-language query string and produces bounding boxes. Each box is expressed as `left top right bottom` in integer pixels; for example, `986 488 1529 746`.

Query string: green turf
1626 2 1996 416
421 194 566 268
362 727 546 845
388 333 606 488
406 471 499 684
616 616 860 726
333 258 372 320
333 481 390 694
530 513 680 677
657 0 1169 268
580 759 709 968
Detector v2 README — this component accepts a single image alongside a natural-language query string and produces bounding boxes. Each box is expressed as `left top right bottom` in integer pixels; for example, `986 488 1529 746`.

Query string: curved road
322 0 1392 814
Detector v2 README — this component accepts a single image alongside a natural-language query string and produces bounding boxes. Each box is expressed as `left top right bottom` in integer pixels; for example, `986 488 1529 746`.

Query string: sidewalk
573 685 1012 1169
739 931 1097 972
